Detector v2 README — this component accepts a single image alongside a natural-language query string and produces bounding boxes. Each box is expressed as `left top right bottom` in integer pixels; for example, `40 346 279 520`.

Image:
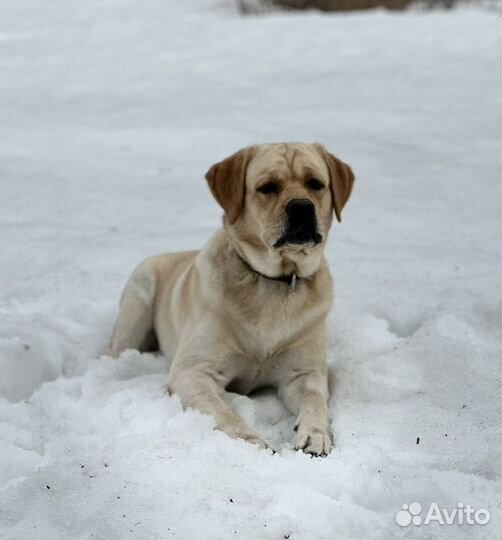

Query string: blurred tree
235 0 472 12
271 0 457 9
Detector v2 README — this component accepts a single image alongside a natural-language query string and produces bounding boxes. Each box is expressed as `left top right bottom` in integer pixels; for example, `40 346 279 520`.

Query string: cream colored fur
107 143 354 456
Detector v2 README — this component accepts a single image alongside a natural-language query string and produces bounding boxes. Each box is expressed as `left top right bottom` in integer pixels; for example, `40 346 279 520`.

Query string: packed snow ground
1 1 501 539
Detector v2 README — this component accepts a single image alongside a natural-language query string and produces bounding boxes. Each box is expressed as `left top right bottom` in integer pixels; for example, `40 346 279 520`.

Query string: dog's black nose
272 198 322 248
285 198 316 223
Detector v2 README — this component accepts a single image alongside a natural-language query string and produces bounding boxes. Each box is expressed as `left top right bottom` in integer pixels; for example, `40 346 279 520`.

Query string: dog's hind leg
106 258 158 358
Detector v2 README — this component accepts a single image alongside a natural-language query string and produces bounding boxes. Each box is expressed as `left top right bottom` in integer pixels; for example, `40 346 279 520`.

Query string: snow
1 1 501 538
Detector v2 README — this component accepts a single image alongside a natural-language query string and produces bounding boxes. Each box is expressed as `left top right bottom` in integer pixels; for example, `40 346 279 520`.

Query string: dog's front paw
241 432 273 451
225 425 272 451
294 424 332 457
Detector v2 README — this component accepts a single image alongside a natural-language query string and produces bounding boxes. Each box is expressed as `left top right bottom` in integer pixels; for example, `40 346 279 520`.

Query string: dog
107 143 354 456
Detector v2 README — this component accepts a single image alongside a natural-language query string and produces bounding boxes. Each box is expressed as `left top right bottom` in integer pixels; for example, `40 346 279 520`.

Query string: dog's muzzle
273 198 323 248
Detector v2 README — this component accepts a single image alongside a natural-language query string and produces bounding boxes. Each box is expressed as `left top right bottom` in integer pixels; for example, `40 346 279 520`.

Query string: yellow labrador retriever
107 143 354 456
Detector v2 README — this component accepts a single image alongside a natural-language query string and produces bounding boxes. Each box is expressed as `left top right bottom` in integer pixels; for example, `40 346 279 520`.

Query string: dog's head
205 143 354 277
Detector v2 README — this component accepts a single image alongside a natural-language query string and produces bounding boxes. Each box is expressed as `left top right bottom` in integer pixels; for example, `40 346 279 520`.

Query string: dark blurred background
237 0 501 12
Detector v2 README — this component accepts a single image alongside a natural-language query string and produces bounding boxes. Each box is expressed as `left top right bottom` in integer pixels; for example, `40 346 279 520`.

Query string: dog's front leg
168 364 270 450
278 357 332 456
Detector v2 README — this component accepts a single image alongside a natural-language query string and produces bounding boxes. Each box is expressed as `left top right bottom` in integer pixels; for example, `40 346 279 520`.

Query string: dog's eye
257 181 279 195
306 178 325 191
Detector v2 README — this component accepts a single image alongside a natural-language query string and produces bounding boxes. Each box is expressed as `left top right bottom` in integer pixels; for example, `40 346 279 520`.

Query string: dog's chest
228 282 322 358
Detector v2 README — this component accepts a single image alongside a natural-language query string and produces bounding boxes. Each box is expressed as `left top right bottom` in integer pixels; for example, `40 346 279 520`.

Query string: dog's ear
315 144 355 223
205 147 256 224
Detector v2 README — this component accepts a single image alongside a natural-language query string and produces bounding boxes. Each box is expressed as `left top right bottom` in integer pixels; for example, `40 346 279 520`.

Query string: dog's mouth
273 227 323 249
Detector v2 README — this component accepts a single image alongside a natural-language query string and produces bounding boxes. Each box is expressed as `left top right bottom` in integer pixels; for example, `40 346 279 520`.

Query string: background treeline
236 0 502 13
